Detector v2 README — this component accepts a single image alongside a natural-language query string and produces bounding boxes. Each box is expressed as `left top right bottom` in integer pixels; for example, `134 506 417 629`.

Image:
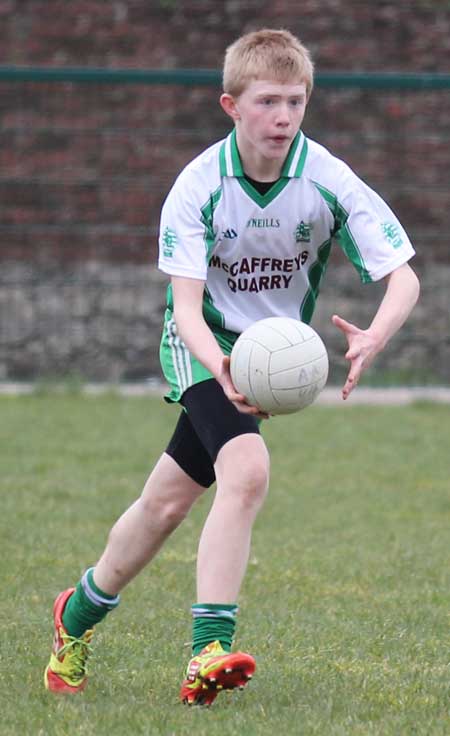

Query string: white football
230 317 328 415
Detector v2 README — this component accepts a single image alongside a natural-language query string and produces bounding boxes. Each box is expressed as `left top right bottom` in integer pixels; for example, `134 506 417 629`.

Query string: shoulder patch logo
381 222 403 249
295 220 312 243
162 226 178 258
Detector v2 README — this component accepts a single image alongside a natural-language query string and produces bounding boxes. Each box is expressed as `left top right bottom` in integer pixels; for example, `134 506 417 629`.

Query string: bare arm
332 262 420 400
171 275 262 415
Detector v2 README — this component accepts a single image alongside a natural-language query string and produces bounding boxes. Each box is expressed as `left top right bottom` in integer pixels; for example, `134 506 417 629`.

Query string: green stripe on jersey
281 131 308 177
237 176 290 209
203 285 225 328
201 185 222 262
313 181 372 283
219 141 227 177
230 128 243 175
300 238 332 323
221 128 308 182
166 283 226 330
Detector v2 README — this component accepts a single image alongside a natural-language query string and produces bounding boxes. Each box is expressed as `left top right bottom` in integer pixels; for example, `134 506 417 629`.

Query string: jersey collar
219 128 308 179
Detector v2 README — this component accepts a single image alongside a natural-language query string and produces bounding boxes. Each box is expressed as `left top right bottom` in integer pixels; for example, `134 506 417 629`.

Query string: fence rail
1 66 450 89
1 66 448 382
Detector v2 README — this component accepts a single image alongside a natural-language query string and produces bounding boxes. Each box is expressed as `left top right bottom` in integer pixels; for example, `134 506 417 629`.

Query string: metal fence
1 68 449 383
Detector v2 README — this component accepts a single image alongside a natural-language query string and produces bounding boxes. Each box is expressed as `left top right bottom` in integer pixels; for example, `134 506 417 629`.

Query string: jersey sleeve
158 168 214 280
333 164 415 283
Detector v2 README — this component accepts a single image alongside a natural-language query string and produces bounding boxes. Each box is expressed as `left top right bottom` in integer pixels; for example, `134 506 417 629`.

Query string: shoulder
303 135 389 216
303 135 354 192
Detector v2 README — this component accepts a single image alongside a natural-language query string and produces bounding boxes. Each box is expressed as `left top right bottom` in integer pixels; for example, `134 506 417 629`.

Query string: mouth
268 135 290 145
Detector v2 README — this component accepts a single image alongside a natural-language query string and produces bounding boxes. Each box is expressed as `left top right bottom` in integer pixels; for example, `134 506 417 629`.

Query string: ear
220 93 241 122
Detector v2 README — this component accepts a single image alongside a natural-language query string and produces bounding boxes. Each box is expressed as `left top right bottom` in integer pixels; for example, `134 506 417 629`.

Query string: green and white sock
62 567 120 638
191 603 238 655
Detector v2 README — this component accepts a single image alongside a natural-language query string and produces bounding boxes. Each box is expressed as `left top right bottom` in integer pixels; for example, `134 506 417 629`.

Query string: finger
342 354 365 398
345 345 362 361
226 388 254 406
342 379 356 400
347 358 363 384
241 400 266 416
332 314 359 334
233 400 268 418
227 389 247 403
221 355 232 377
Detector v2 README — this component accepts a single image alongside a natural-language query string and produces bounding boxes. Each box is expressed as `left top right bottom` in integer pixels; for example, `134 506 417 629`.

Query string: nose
274 103 290 126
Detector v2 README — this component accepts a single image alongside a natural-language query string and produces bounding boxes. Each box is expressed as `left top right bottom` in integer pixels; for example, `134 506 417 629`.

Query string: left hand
332 314 382 400
219 356 270 419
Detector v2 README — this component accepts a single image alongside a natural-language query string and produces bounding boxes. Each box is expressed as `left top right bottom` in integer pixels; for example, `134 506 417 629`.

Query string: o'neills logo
246 217 280 228
209 252 308 294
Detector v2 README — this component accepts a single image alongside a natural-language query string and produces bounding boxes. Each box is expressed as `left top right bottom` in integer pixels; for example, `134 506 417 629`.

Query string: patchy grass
1 394 449 735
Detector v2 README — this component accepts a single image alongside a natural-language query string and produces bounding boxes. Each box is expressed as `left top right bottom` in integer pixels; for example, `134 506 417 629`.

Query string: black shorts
165 379 260 488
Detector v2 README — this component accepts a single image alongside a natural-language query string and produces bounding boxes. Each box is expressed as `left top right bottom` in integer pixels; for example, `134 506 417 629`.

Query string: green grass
1 393 449 735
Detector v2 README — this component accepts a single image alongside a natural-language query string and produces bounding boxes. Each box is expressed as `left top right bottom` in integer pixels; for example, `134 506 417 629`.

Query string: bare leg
93 453 206 595
196 434 270 602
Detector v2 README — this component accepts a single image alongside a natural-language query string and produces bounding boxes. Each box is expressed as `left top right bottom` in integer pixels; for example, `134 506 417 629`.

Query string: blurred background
0 1 449 386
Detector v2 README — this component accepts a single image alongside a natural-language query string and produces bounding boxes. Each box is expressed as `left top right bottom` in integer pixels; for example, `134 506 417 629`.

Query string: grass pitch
0 392 449 735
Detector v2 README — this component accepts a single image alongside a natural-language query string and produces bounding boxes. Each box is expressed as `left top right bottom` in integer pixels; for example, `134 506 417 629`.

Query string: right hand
332 314 382 400
218 356 269 419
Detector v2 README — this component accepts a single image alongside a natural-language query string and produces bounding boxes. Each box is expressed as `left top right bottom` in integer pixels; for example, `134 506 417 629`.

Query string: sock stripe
191 603 238 655
81 568 120 609
191 607 237 620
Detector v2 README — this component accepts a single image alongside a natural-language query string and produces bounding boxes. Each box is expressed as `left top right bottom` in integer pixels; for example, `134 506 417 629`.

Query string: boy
44 29 419 706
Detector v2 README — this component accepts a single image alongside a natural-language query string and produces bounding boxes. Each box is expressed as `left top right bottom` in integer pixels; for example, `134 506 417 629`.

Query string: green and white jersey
158 128 414 334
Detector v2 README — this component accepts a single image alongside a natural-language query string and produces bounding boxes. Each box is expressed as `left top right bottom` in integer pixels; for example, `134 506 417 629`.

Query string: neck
235 130 283 181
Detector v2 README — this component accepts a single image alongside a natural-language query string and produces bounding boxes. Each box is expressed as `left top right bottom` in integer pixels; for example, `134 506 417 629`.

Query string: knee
216 437 270 511
238 458 270 511
139 492 192 533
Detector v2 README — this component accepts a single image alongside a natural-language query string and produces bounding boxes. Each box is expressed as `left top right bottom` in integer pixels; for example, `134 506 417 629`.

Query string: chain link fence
1 70 449 383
